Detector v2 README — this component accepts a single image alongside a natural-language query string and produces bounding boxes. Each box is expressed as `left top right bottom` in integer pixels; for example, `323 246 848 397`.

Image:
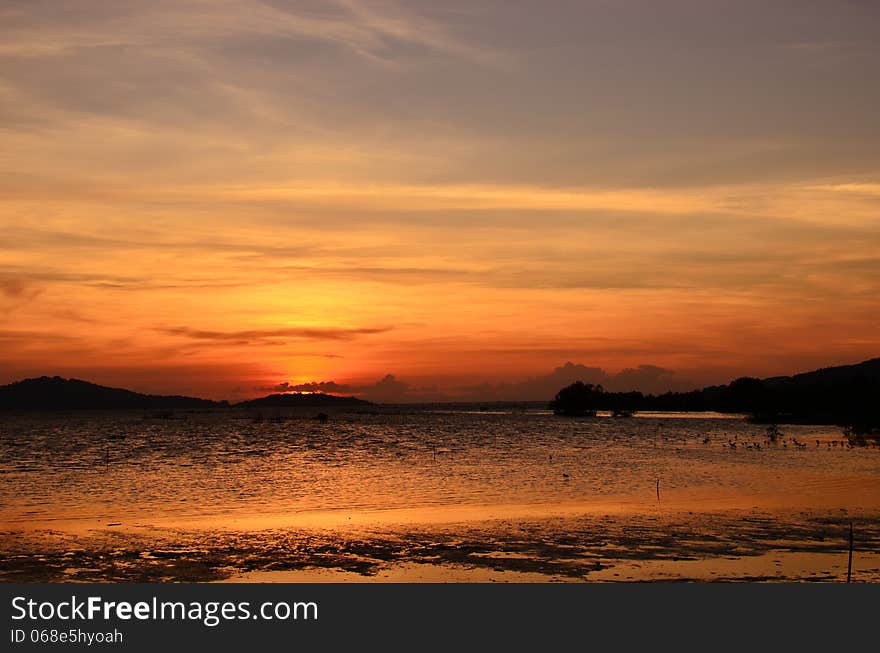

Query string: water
2 409 878 529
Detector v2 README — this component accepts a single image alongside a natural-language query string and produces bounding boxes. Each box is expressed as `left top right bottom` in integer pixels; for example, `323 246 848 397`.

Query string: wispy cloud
2 1 879 398
274 361 697 402
279 373 422 402
0 0 497 65
158 325 393 343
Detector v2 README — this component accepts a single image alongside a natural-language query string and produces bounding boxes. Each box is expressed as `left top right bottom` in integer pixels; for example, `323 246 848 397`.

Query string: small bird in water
562 473 570 479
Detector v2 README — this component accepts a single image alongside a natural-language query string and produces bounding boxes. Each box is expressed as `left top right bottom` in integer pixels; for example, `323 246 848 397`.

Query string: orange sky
2 1 879 401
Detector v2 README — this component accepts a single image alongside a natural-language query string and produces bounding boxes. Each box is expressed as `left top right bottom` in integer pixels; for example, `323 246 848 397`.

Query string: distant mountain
237 392 372 408
0 376 373 411
550 357 880 433
0 376 221 410
763 357 880 388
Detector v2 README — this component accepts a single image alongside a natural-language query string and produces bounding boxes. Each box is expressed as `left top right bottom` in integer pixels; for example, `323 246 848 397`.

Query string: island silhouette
549 358 880 436
1 357 878 435
0 376 371 411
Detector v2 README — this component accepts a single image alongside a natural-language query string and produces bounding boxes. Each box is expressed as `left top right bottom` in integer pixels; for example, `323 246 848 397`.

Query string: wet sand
2 507 877 583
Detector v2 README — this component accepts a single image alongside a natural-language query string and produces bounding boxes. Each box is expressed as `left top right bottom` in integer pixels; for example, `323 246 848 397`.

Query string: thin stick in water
656 478 660 503
847 521 854 583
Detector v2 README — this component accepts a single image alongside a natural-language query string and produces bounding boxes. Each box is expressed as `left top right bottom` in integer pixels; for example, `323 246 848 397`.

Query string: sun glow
1 0 878 401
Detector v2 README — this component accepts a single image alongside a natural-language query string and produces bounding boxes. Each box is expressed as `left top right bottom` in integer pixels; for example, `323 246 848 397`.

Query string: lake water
2 409 878 529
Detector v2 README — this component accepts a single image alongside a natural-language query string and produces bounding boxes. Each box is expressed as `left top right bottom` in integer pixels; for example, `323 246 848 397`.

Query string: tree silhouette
549 381 604 416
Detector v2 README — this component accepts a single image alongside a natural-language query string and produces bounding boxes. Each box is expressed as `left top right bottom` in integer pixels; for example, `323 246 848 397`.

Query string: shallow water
2 409 878 530
2 410 879 582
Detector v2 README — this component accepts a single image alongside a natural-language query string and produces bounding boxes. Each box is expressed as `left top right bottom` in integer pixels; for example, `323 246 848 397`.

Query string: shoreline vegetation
2 357 878 435
3 367 879 583
549 358 880 438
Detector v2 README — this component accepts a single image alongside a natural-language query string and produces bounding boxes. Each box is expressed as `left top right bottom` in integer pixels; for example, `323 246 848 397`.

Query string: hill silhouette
237 392 372 408
551 357 880 433
0 376 221 410
3 358 878 423
0 376 373 411
764 357 880 388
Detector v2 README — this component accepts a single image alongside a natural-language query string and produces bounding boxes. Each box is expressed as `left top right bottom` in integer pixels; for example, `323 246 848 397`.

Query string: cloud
0 276 38 299
2 0 880 398
273 373 439 402
458 363 697 400
610 365 687 394
263 380 353 394
0 266 147 287
158 325 392 344
274 362 697 403
275 264 476 285
0 0 497 67
357 373 412 402
0 275 44 312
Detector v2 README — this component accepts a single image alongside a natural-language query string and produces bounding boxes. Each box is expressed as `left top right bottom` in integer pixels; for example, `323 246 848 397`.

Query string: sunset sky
2 0 879 401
